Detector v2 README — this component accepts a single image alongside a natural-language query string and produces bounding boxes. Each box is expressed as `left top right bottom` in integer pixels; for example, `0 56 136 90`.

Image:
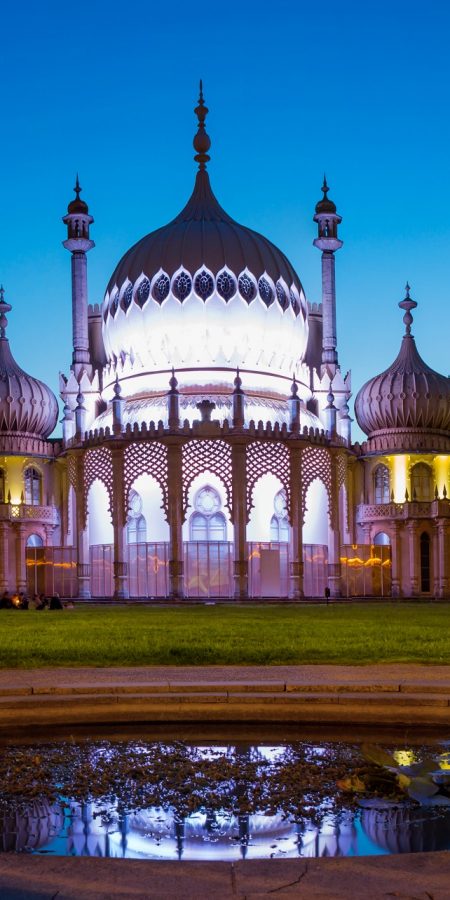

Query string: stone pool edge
0 663 449 728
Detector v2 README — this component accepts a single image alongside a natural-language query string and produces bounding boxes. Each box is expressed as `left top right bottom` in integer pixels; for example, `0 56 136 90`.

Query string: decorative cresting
123 442 168 520
355 286 450 440
246 441 290 522
82 447 114 527
102 86 308 375
181 439 232 519
0 288 58 438
300 445 332 522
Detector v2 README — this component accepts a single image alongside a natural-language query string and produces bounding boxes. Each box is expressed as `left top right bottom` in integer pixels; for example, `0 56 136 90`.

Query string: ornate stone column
75 454 91 599
231 441 248 599
327 454 341 597
15 523 27 592
167 442 184 599
0 521 9 592
390 522 402 598
406 521 419 596
437 519 449 599
289 445 303 599
111 446 129 600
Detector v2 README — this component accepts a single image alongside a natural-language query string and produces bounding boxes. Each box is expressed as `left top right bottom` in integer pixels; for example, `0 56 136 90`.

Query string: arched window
374 465 390 504
26 533 44 548
24 467 41 506
126 489 147 544
189 486 227 542
270 490 290 542
0 468 5 503
411 463 433 502
373 532 390 546
420 532 431 592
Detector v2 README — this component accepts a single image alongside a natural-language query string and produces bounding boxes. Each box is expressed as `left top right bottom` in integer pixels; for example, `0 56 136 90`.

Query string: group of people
0 591 66 610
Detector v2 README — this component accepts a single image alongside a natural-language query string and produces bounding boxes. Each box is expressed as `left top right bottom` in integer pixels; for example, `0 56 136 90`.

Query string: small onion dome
315 175 337 214
67 174 89 215
0 288 58 438
354 286 450 438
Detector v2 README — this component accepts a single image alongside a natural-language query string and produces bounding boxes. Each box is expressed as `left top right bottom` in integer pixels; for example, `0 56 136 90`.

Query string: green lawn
0 603 449 667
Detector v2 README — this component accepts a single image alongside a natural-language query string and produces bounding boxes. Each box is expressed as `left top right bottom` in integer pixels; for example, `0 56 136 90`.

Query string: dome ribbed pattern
106 170 303 300
354 333 450 437
0 337 58 438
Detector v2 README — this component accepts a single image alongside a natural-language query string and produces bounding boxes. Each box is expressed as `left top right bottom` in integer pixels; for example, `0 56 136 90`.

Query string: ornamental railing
357 499 450 523
0 503 59 524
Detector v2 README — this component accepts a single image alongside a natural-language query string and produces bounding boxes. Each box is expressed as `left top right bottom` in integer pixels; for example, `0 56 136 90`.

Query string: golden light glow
390 454 407 502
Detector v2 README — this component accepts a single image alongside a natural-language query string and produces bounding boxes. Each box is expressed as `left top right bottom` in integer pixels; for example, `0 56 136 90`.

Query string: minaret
63 176 94 377
313 176 343 374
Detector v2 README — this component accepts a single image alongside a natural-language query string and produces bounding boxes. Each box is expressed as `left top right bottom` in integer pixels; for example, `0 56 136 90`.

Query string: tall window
270 490 290 542
411 463 433 501
24 467 41 506
189 486 227 542
126 489 147 544
374 465 390 504
420 532 431 593
0 468 5 503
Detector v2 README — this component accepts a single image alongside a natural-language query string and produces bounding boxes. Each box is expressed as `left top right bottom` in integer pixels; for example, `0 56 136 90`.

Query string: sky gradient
1 0 449 438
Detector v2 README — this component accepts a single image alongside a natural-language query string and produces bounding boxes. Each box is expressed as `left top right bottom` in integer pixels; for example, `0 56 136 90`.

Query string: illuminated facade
0 88 448 599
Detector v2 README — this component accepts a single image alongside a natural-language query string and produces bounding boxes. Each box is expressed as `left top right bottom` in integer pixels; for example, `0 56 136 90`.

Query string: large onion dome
102 86 308 379
0 288 58 438
355 286 450 442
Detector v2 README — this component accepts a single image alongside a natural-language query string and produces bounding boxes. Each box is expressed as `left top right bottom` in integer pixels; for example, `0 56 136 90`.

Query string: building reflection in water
1 744 450 860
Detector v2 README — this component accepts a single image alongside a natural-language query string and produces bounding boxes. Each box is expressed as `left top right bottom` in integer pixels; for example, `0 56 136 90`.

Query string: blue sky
1 0 449 437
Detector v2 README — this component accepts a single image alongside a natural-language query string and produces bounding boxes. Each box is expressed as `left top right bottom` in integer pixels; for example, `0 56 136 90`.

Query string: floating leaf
361 744 398 769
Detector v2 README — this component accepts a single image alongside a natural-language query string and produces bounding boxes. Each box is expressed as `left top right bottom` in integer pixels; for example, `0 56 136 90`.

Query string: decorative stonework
301 445 332 520
83 447 114 526
182 440 232 517
123 442 168 520
246 441 290 520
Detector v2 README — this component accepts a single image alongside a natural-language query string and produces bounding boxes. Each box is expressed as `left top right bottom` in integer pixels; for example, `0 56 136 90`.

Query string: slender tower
313 176 342 374
63 176 94 377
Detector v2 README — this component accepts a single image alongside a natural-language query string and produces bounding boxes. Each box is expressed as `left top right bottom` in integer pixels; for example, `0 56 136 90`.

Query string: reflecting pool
1 738 450 859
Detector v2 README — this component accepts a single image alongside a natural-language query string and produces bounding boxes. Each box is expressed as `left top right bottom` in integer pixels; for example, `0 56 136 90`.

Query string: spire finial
322 173 329 195
399 282 417 335
74 173 81 199
193 81 211 171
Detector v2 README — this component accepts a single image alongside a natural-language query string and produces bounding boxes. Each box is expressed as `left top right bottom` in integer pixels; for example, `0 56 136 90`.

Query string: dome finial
322 173 329 196
0 285 12 338
399 282 417 335
193 80 211 171
75 173 81 198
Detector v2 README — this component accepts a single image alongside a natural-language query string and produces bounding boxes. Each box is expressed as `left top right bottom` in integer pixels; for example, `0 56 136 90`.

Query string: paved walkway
0 852 450 898
0 664 449 728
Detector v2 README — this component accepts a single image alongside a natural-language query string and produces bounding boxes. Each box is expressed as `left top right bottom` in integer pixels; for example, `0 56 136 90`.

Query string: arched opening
24 467 42 506
88 480 113 598
26 533 45 596
183 474 233 598
247 474 289 598
420 532 431 593
374 464 390 504
303 478 329 597
125 475 169 598
411 463 433 502
0 468 5 503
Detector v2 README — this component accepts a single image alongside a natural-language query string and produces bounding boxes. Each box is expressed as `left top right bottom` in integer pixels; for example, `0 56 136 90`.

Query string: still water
1 737 450 860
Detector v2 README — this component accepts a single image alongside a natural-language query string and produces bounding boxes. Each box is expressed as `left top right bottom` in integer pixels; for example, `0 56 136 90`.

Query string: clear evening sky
1 0 448 438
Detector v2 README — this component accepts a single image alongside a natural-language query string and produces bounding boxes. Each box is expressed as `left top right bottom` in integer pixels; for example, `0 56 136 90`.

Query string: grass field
0 603 449 667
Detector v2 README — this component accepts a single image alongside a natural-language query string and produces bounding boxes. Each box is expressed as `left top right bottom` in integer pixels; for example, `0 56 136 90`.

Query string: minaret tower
63 176 94 377
313 176 343 375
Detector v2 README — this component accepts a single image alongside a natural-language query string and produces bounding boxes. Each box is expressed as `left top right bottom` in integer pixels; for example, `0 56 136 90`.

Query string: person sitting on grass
49 593 63 610
35 594 48 611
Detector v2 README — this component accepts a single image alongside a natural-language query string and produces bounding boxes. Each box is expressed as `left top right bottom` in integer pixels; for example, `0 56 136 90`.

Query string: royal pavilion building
0 88 448 600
